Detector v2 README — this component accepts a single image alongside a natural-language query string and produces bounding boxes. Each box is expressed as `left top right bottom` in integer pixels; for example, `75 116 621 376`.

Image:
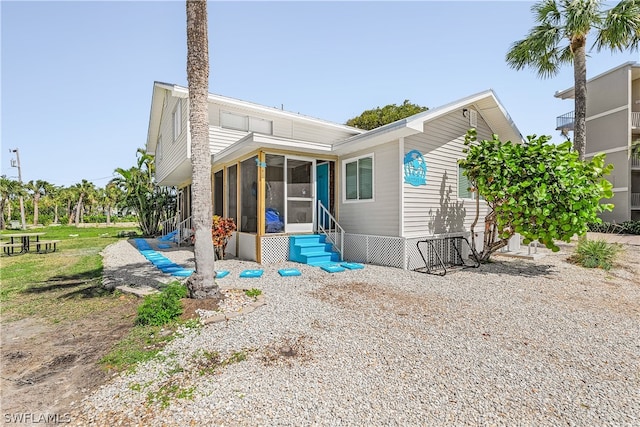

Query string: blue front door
316 162 329 228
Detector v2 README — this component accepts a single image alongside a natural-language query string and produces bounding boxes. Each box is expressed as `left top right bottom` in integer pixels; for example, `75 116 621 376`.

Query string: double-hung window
458 164 479 199
343 154 374 202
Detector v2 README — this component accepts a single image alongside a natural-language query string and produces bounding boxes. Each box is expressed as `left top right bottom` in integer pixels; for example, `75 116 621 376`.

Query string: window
227 165 237 224
157 135 163 161
214 170 223 217
343 154 373 201
172 100 182 141
458 165 473 199
220 111 273 135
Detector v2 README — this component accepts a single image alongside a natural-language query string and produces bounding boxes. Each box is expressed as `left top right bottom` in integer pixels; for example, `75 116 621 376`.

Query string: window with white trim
343 154 373 201
220 111 273 135
458 165 478 199
172 100 182 141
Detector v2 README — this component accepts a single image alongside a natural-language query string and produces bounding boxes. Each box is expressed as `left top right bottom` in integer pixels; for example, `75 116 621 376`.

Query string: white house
146 82 522 269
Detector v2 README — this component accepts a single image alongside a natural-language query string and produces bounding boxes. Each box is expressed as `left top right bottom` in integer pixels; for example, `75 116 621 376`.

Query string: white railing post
316 201 344 261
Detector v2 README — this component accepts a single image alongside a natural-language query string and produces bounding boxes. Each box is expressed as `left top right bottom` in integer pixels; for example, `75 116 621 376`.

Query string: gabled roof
554 61 640 100
333 89 523 156
146 81 364 153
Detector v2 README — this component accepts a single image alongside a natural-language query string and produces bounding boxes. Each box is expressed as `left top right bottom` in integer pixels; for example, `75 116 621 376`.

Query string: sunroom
211 132 341 263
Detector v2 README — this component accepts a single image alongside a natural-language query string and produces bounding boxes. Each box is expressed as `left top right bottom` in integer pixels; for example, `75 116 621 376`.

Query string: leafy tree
185 0 219 299
506 0 640 160
459 128 614 262
346 100 428 130
113 149 175 236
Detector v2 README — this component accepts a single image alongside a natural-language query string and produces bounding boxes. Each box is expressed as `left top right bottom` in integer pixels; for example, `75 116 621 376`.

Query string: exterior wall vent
469 109 478 128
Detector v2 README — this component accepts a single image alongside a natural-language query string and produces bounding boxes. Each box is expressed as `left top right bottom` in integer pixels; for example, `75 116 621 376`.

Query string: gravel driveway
73 240 640 426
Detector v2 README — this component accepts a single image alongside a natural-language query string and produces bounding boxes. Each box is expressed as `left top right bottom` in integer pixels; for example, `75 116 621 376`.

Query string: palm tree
185 0 219 299
71 180 96 226
114 149 175 236
104 181 122 225
25 179 51 226
0 175 16 229
506 0 640 160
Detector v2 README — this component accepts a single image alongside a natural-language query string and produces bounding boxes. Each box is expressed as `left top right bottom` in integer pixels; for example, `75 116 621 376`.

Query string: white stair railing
175 216 193 246
316 201 344 261
159 215 193 246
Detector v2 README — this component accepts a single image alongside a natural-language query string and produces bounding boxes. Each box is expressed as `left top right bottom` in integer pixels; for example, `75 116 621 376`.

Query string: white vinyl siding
172 99 182 142
338 143 399 236
402 110 493 238
156 95 189 184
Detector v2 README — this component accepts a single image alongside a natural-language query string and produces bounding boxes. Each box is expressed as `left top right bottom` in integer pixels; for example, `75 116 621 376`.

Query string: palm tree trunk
572 36 587 161
33 193 40 225
186 0 219 299
75 194 84 227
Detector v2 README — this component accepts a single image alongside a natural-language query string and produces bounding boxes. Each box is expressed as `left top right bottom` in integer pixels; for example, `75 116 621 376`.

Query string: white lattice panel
260 235 290 264
368 236 405 268
344 234 368 263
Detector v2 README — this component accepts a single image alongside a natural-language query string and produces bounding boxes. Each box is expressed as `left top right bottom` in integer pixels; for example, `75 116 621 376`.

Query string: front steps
289 234 340 266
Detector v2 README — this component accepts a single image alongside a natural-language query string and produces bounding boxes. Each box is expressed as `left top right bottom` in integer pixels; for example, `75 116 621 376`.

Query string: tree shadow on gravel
469 260 556 278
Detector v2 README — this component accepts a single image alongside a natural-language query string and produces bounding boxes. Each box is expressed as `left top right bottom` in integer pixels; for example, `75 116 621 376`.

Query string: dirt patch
179 297 221 322
0 295 140 420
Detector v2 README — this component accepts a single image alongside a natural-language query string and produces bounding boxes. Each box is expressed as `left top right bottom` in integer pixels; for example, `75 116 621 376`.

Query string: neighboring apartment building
555 61 640 223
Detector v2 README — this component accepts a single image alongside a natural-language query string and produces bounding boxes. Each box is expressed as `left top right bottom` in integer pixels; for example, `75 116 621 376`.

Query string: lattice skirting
259 232 476 269
344 232 473 270
260 235 290 264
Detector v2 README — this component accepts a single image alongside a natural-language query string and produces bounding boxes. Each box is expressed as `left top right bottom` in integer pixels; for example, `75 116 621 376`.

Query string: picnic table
1 232 58 255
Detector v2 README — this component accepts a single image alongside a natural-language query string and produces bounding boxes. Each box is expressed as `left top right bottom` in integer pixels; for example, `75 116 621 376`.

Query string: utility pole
10 148 26 230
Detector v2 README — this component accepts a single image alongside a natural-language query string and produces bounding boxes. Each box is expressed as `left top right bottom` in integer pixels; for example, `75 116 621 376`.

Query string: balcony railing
633 152 640 168
633 112 640 129
556 111 574 131
632 193 640 208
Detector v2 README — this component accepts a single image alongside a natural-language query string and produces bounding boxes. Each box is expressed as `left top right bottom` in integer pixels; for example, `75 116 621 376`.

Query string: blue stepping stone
160 266 183 273
278 268 301 277
341 262 364 270
157 243 172 249
320 264 346 273
240 269 264 278
172 269 194 277
216 270 230 278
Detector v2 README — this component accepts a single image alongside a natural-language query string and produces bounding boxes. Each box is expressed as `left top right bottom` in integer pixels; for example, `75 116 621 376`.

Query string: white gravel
73 239 640 426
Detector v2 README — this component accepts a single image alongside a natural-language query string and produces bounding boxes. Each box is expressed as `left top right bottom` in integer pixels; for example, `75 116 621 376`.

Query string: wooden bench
1 242 26 256
33 240 61 254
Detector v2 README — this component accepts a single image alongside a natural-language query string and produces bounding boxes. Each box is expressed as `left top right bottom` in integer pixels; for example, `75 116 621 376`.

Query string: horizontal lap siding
403 111 493 238
208 103 355 145
209 127 249 154
156 96 188 183
338 142 400 236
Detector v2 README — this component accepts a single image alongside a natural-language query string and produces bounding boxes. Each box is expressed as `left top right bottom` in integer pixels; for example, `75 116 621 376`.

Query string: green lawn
0 225 140 323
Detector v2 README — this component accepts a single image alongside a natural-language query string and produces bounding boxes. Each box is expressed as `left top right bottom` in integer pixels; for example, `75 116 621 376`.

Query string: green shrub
572 238 621 271
135 283 188 326
621 220 640 235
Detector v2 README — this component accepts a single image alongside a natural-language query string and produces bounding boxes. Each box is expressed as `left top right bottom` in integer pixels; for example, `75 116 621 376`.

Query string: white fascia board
164 83 363 135
555 61 640 99
146 83 167 153
212 133 334 166
333 89 523 155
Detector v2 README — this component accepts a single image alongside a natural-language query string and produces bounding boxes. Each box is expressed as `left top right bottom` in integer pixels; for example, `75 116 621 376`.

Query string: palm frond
594 0 640 52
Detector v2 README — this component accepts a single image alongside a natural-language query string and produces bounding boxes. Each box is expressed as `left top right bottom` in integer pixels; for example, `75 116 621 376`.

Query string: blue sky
2 1 639 188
